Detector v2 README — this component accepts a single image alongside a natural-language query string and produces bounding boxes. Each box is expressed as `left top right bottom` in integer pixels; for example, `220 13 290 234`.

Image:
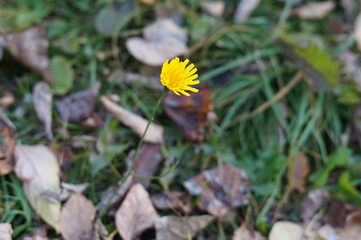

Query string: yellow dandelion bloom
160 57 199 96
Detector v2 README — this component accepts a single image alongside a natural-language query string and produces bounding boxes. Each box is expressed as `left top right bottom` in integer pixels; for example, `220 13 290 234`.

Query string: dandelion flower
160 57 199 96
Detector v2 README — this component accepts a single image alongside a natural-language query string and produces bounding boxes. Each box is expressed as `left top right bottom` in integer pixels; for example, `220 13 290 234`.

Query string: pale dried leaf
14 144 61 231
269 222 304 240
338 210 361 240
101 96 163 143
292 1 335 19
201 1 225 17
33 82 53 140
0 223 12 240
151 191 190 214
126 19 188 66
234 0 261 23
340 51 361 89
4 26 52 83
0 92 15 107
301 189 329 226
115 183 159 240
155 215 214 240
288 151 310 192
354 13 361 52
60 193 97 240
232 225 265 240
0 128 15 175
315 224 340 240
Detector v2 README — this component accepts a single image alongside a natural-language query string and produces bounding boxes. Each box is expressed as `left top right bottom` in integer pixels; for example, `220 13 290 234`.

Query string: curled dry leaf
201 1 225 17
163 84 215 143
234 0 261 23
4 25 52 83
269 221 303 240
33 82 53 140
56 82 101 124
301 189 329 226
291 1 335 19
339 210 361 240
151 191 191 214
60 193 97 240
184 163 251 217
14 144 61 231
101 96 164 143
0 223 13 240
133 143 163 188
115 183 159 240
232 225 265 240
126 19 188 66
288 151 309 193
0 128 15 175
155 215 214 240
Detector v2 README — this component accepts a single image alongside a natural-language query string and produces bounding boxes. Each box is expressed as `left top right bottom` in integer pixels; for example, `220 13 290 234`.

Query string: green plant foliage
50 56 74 95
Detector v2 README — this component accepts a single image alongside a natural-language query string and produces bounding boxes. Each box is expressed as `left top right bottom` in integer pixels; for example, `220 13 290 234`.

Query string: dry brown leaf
292 1 335 19
133 143 163 188
115 183 159 240
315 224 340 240
0 223 13 240
354 13 361 52
4 25 52 83
0 128 15 175
101 96 163 143
151 191 190 214
60 193 97 240
126 19 188 66
338 210 361 240
155 215 214 240
56 82 101 124
22 226 48 240
234 0 261 23
201 1 225 17
0 92 15 107
301 189 329 226
14 144 61 231
163 84 215 143
269 222 304 240
232 225 265 240
184 163 251 217
33 82 53 140
288 151 310 193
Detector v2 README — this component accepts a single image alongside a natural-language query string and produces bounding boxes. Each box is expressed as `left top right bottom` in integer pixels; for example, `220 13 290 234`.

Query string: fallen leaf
201 1 225 17
184 163 251 217
234 0 261 23
4 25 52 83
354 13 361 52
162 84 215 143
139 0 154 5
291 1 335 19
133 143 163 188
56 82 101 123
39 182 89 203
151 191 190 214
155 215 214 240
288 151 310 193
33 82 53 140
315 224 340 240
301 189 329 226
0 92 15 107
60 193 97 240
340 51 361 89
0 223 12 240
14 144 61 231
101 96 164 143
126 18 188 66
115 183 159 240
0 128 15 175
21 225 48 240
232 225 266 240
50 56 75 95
269 221 303 240
339 210 361 240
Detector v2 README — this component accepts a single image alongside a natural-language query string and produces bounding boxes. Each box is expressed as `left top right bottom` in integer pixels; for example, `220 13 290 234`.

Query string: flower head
160 57 199 96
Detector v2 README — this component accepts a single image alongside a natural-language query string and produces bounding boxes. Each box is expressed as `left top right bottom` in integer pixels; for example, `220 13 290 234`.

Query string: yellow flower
160 57 199 96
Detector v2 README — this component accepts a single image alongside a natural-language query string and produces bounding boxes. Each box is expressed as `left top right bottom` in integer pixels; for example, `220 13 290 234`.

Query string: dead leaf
339 210 361 240
301 189 329 226
315 224 340 240
163 84 215 143
56 82 101 124
115 183 159 240
269 222 304 240
184 163 251 217
340 51 361 89
0 128 15 175
288 151 310 192
60 193 97 240
14 144 61 231
232 225 265 240
139 0 154 5
126 19 188 66
22 226 48 240
151 191 190 214
0 223 12 240
354 13 361 52
234 0 261 23
33 82 53 140
326 201 354 228
133 143 163 188
201 1 225 17
291 1 335 19
39 182 89 203
101 96 164 143
0 92 15 107
155 215 214 240
4 25 52 83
